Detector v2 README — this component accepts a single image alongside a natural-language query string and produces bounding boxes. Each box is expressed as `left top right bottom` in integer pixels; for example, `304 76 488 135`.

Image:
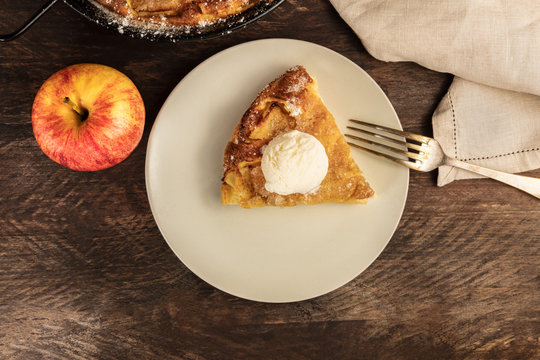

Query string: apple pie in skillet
0 0 282 42
94 0 269 26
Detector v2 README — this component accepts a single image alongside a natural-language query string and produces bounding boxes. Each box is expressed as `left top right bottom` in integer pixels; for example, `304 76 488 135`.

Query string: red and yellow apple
32 63 145 171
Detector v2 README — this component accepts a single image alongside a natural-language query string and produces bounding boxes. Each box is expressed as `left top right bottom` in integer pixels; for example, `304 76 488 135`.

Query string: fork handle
445 157 540 199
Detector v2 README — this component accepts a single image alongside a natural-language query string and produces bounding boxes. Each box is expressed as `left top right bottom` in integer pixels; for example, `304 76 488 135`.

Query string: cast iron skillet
0 0 283 42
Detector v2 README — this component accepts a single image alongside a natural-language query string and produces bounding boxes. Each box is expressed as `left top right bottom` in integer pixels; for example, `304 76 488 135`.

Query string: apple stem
63 97 89 121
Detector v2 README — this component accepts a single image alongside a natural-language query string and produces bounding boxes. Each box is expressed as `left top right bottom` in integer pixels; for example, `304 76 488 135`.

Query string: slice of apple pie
221 66 374 208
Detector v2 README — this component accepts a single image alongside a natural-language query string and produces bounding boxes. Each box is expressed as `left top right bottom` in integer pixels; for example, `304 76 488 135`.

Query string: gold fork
345 119 540 199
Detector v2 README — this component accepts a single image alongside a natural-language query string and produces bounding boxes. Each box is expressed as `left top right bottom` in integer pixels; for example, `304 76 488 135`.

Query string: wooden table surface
1 1 538 359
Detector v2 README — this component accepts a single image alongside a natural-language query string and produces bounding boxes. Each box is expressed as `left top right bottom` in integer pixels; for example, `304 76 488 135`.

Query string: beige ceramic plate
146 39 408 302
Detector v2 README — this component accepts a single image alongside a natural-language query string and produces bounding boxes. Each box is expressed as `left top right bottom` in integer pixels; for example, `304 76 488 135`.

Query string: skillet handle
0 0 60 42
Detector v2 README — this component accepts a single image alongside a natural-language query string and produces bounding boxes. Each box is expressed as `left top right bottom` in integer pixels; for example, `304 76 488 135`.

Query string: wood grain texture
0 0 538 359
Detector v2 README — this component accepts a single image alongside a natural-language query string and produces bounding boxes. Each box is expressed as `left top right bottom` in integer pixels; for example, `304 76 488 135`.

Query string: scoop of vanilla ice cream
261 130 329 195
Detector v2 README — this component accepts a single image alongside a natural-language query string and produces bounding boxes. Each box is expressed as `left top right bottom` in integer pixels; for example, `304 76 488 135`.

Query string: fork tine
344 133 424 161
347 141 420 170
350 119 429 144
346 125 425 152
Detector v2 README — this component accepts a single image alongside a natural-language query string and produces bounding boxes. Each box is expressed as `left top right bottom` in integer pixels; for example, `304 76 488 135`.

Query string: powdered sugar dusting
86 0 274 41
284 99 302 117
281 66 311 117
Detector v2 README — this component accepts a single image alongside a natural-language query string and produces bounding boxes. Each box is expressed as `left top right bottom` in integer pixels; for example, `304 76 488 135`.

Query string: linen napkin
329 0 540 185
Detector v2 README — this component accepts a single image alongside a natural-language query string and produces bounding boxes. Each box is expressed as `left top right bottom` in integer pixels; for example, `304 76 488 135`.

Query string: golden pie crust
94 0 264 26
221 66 374 208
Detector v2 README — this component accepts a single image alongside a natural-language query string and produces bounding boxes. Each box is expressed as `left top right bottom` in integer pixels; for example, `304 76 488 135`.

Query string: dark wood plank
0 0 538 359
